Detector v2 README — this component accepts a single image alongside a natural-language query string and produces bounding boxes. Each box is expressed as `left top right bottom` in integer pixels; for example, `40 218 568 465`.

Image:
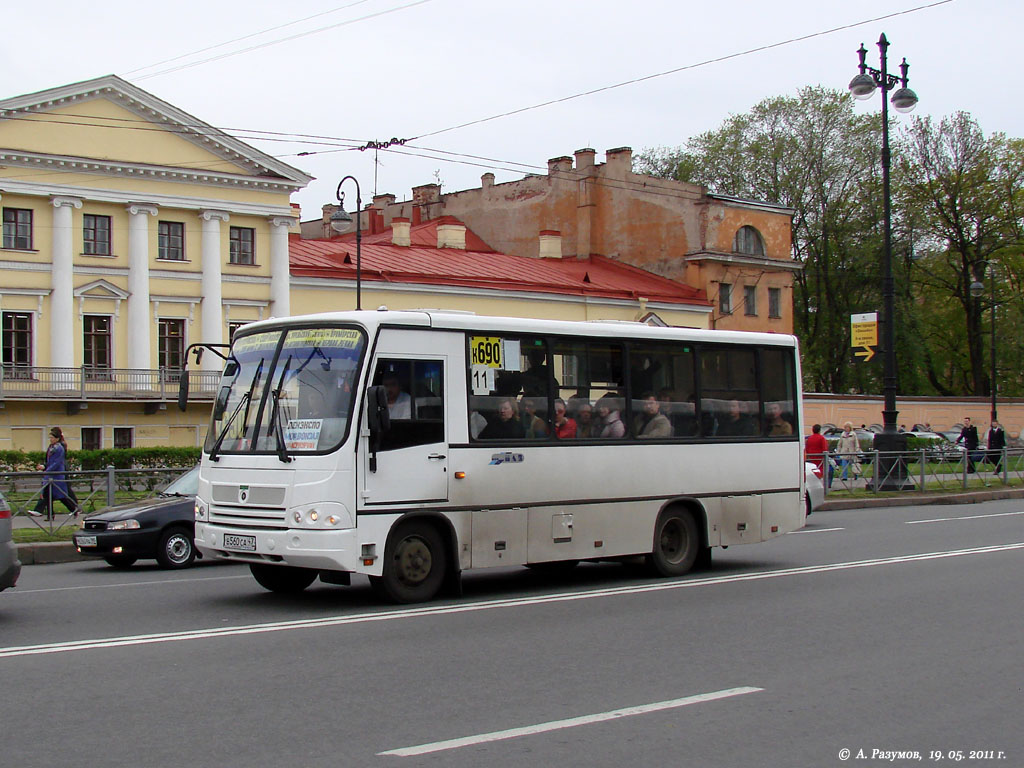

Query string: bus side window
371 359 445 450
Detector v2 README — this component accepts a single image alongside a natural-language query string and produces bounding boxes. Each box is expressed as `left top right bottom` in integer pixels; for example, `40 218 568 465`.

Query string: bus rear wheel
250 564 318 593
648 509 699 577
372 522 447 604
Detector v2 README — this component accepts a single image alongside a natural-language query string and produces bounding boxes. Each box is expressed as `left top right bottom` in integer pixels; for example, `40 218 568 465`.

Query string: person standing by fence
30 426 79 520
956 417 980 473
836 422 862 482
805 423 829 482
986 420 1006 473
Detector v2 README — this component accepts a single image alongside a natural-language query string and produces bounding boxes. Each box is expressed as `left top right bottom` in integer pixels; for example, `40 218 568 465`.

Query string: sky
3 0 1020 222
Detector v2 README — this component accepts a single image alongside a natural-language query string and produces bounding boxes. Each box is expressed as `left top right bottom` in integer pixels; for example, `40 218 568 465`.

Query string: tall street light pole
329 176 363 311
970 263 997 423
849 33 918 490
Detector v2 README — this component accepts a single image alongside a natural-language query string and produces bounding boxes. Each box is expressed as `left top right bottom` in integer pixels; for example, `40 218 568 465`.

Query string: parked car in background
1 490 21 591
73 466 199 569
805 462 824 516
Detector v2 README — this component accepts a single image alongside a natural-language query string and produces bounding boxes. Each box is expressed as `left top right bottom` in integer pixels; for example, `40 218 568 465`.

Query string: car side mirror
177 372 190 412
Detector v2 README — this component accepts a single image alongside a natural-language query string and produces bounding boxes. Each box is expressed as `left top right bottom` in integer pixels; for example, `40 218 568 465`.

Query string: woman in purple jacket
31 426 78 520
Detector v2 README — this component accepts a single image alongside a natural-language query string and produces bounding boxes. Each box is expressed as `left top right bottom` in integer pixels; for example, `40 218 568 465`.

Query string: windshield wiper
209 358 264 462
267 354 294 463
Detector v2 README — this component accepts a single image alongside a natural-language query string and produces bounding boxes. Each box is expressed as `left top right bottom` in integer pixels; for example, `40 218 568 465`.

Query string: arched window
733 225 765 256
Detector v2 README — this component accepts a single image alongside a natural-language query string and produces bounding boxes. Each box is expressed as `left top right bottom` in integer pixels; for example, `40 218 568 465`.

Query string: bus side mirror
177 373 190 412
213 386 231 421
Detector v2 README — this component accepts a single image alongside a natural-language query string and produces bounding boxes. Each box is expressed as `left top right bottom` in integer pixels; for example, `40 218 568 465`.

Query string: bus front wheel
250 564 318 593
648 510 699 577
372 522 447 604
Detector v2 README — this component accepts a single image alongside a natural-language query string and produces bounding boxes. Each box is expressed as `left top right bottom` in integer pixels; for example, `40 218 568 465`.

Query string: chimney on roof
539 230 562 259
574 148 596 170
437 218 466 250
548 156 573 176
372 193 395 209
481 172 494 189
605 147 632 179
392 217 411 247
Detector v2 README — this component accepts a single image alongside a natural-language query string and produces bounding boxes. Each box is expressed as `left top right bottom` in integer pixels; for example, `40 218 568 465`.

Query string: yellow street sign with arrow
851 312 877 362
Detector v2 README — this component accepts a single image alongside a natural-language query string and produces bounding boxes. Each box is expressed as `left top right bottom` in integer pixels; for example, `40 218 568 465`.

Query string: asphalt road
2 500 1021 768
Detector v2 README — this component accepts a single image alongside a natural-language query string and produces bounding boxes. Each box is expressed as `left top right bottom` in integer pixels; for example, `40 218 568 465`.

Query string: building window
719 283 732 315
158 318 185 379
733 225 765 256
229 226 255 265
744 285 757 316
158 221 185 260
228 321 248 344
81 427 102 451
83 315 112 378
114 427 133 450
83 214 112 255
2 208 33 250
769 287 782 319
2 311 33 377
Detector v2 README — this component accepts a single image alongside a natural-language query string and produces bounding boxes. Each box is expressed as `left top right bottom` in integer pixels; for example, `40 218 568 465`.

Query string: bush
0 446 200 472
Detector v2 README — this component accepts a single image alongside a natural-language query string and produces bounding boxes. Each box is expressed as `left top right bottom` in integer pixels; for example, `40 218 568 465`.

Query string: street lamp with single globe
969 263 998 423
849 33 918 490
329 176 362 311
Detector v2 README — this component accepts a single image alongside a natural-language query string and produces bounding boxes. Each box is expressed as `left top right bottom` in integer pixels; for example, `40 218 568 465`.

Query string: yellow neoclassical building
0 75 311 451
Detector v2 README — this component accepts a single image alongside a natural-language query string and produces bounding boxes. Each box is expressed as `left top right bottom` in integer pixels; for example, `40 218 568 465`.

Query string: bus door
360 332 458 506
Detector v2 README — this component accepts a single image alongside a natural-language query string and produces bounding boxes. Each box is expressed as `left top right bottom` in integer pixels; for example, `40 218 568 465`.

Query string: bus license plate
223 534 257 552
75 535 97 548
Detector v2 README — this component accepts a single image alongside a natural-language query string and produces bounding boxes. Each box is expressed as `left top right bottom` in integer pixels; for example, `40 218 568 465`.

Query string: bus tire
249 564 318 593
648 509 699 577
374 521 447 604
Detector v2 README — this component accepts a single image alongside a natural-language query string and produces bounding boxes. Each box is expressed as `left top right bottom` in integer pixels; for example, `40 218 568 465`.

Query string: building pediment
74 279 130 301
0 74 312 189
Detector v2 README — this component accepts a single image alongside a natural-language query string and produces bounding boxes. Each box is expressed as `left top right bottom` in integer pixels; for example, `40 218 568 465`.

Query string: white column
199 210 229 371
126 204 158 376
50 196 82 374
268 216 293 318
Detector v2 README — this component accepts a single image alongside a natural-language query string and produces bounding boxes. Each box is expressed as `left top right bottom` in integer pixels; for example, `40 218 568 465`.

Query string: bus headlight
290 502 352 529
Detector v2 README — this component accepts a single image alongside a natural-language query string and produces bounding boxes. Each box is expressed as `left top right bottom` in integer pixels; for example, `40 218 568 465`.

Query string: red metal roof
290 219 709 307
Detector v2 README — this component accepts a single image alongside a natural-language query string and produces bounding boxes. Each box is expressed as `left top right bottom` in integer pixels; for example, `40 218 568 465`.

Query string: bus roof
237 309 798 348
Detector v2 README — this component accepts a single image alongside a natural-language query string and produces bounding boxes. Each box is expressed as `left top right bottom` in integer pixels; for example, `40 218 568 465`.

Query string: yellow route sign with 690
470 336 503 368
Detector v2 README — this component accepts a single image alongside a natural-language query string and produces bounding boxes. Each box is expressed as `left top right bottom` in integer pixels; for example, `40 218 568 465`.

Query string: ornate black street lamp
849 33 918 489
329 176 363 310
970 263 997 423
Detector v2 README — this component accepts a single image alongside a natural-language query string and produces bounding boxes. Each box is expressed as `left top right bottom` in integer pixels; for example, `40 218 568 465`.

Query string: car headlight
194 500 208 521
108 519 141 530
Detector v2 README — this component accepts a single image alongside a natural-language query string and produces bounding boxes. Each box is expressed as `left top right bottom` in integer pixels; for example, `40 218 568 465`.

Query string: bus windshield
204 326 366 456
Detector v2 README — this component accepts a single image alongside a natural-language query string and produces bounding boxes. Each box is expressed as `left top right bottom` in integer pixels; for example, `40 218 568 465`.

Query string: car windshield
204 326 366 456
163 466 199 496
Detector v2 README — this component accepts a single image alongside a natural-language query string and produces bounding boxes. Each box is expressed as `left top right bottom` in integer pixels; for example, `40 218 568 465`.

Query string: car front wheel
156 527 196 569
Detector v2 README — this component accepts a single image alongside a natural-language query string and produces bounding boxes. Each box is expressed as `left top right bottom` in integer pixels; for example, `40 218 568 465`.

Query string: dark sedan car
73 466 199 569
1 490 22 591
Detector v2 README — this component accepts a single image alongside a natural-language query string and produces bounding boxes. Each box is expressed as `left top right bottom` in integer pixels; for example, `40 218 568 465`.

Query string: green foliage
0 447 200 473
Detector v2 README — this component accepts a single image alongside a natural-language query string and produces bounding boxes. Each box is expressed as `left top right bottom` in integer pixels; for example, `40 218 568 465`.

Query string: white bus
182 310 805 603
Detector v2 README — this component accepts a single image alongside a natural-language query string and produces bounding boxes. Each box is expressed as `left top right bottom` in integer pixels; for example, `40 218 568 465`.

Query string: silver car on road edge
0 490 22 591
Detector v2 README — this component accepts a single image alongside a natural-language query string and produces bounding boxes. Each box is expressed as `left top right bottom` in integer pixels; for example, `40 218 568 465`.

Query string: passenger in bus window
519 396 549 438
765 402 793 436
382 373 411 419
634 393 672 438
717 399 757 437
552 398 577 439
479 398 526 440
595 395 625 438
574 401 595 438
521 348 555 397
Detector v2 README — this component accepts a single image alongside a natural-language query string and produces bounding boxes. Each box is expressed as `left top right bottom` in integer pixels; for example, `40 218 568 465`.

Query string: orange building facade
307 146 799 332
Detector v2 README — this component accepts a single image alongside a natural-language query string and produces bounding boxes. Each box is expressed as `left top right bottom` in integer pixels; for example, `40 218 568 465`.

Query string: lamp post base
873 431 913 491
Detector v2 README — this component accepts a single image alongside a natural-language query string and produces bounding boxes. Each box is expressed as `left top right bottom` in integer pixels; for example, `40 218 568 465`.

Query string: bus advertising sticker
285 419 324 451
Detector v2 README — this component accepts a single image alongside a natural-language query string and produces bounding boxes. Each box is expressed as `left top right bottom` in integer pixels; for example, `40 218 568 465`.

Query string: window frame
744 285 757 316
719 283 732 315
768 287 782 319
2 207 34 250
83 214 112 256
158 317 186 380
2 310 33 377
733 225 765 256
83 314 113 379
81 427 102 451
229 226 256 265
158 221 185 261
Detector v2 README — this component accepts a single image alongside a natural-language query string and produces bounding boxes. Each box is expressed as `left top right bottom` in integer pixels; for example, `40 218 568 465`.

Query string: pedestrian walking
986 420 1006 474
805 423 830 482
955 417 980 473
836 422 862 482
31 426 79 520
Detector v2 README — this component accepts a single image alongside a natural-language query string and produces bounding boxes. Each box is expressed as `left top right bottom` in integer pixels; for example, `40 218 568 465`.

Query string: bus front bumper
194 522 375 574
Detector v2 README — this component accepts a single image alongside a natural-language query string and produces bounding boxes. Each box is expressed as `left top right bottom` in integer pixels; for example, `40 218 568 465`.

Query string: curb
17 541 87 565
819 487 1024 511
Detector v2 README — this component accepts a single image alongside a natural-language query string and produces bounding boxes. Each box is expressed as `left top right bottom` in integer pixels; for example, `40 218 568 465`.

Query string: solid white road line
906 510 1024 525
377 687 763 757
787 527 845 534
1 542 1021 660
9 574 253 596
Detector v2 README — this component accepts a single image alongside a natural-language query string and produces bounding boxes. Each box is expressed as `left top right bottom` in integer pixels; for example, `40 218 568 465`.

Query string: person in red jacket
805 423 830 482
